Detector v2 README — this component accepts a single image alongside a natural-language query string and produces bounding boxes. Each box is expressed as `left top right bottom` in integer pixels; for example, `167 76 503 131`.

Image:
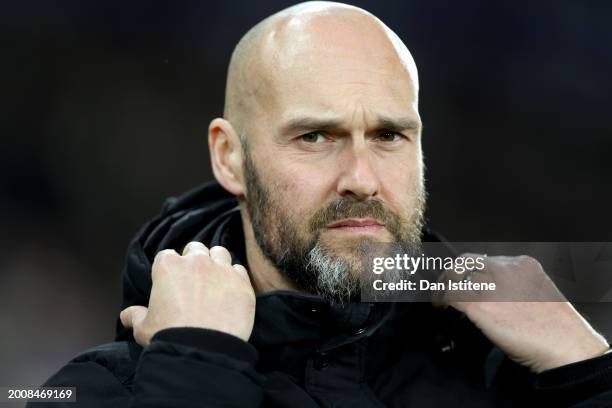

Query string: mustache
308 197 401 233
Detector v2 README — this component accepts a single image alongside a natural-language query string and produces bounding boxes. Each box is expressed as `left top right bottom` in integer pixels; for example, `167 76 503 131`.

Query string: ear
208 118 245 197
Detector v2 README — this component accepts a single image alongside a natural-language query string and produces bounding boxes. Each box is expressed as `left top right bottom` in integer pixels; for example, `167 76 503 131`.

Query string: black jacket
34 181 612 407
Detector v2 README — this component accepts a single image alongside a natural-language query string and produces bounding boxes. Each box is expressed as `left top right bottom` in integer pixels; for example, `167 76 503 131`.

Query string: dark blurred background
1 0 611 391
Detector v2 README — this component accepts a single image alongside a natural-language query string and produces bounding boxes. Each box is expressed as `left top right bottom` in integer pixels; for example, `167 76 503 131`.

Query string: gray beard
305 241 359 303
241 139 425 304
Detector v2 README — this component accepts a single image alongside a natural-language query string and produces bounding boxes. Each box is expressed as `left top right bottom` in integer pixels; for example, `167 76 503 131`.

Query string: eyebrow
278 115 422 135
377 116 422 133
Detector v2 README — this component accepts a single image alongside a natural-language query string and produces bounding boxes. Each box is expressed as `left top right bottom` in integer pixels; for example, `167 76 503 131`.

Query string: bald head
223 1 419 139
208 1 426 301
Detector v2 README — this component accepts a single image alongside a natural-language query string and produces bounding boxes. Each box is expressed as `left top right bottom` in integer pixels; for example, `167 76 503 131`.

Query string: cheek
269 153 334 193
377 152 423 210
265 161 333 224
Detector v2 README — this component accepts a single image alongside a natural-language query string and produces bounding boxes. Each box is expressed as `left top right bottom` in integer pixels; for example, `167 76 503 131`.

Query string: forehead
256 13 419 127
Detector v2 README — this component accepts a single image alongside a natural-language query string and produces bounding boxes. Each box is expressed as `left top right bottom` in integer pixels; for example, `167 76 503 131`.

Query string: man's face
241 16 424 302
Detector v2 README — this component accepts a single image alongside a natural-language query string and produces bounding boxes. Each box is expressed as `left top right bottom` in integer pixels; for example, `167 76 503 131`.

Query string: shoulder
46 341 143 390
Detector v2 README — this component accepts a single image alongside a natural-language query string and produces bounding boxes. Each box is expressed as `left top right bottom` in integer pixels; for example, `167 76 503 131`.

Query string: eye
377 131 403 142
299 131 326 143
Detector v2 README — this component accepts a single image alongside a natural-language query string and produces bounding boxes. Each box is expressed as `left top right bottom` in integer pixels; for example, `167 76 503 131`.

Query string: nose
336 141 380 200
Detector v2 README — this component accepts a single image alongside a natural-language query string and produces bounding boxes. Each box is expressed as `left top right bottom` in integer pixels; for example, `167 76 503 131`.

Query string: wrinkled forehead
254 12 419 127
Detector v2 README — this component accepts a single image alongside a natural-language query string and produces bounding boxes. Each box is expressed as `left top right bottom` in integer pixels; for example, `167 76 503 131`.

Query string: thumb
120 305 148 329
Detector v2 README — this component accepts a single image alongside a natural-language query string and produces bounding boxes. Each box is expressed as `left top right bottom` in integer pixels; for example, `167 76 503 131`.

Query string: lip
327 218 384 229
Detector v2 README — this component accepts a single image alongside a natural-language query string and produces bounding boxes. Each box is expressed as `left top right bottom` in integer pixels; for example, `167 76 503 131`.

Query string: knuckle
209 246 232 265
517 255 541 269
184 241 208 252
233 264 247 274
209 246 230 258
152 250 180 279
210 245 229 254
157 248 177 258
154 249 178 265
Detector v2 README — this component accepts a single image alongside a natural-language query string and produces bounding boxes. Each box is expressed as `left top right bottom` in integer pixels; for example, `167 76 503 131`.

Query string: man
35 2 612 407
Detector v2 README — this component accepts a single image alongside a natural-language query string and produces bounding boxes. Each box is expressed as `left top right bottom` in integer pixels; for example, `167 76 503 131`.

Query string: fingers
180 243 232 264
232 263 250 281
434 253 490 307
454 252 487 276
120 305 148 329
208 246 251 282
182 241 209 256
163 242 250 281
210 245 232 265
442 253 489 284
120 305 151 347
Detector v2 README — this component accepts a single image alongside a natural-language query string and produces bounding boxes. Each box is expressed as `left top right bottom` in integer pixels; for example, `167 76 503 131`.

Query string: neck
239 207 302 294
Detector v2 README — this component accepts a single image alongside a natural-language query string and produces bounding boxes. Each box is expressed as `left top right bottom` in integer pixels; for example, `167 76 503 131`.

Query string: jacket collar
212 206 398 350
115 180 446 344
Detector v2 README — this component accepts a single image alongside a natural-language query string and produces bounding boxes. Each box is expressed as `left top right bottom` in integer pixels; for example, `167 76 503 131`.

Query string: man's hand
120 242 256 347
442 254 610 373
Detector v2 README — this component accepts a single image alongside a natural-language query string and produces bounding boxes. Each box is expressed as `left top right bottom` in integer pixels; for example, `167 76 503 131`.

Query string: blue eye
300 132 326 143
